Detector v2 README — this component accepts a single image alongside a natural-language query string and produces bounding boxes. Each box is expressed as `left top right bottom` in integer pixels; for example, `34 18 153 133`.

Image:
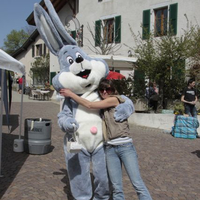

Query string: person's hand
60 88 73 97
188 101 196 105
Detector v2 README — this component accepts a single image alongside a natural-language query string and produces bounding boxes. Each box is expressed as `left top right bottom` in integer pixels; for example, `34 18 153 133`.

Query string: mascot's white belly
75 92 103 153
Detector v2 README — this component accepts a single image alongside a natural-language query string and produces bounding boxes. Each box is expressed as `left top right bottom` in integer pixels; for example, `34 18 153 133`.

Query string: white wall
15 36 44 86
129 113 200 135
73 0 200 77
77 0 200 55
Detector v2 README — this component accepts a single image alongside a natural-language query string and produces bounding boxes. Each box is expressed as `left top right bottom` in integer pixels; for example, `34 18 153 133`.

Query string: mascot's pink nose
90 126 97 134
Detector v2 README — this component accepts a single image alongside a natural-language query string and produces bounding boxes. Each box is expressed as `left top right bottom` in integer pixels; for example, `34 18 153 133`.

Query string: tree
2 28 33 55
126 26 193 108
30 54 50 86
187 26 200 81
184 26 200 95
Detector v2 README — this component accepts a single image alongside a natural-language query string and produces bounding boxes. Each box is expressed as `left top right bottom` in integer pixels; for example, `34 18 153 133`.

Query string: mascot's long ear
34 3 63 55
44 0 77 46
34 0 77 56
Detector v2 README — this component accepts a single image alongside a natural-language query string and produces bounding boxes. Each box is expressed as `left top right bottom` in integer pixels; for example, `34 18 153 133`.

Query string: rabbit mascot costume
34 0 134 199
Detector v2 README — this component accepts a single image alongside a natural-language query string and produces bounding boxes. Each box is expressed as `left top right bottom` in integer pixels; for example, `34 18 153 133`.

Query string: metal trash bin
24 118 52 155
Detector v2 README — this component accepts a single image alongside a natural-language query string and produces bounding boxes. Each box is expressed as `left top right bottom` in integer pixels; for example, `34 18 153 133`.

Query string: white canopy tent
0 49 25 177
0 49 25 74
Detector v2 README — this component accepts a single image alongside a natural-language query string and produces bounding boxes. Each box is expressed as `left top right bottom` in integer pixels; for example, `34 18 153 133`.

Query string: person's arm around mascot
59 87 135 121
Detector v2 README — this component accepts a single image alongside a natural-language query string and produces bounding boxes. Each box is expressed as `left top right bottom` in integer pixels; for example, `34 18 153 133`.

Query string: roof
13 0 68 58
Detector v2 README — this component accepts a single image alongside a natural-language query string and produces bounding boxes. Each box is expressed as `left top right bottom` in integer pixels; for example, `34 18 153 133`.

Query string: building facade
13 0 200 86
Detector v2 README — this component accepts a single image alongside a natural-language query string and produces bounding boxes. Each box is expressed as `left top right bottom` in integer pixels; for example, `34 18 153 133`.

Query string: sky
0 0 41 48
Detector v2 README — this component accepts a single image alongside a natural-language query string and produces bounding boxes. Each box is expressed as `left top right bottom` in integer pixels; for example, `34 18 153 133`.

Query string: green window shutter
95 20 101 46
142 9 150 39
133 69 145 96
43 44 46 56
32 45 35 57
39 44 42 56
115 15 121 43
50 72 56 85
71 30 76 40
169 3 178 35
134 69 145 80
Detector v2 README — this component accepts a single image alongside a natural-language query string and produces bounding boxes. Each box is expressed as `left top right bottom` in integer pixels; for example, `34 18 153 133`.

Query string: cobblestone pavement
0 94 200 199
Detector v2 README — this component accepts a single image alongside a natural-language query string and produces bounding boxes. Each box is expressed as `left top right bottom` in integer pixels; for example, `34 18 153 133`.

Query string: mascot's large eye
67 56 74 65
76 52 82 59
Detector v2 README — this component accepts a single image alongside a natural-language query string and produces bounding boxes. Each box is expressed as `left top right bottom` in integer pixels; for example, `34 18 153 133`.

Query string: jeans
184 104 197 118
105 142 152 200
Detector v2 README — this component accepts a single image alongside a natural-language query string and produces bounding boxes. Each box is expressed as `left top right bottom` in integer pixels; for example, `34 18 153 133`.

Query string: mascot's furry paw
59 117 79 132
114 95 135 122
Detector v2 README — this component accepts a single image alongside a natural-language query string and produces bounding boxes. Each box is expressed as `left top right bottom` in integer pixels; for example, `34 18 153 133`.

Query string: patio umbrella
106 71 125 80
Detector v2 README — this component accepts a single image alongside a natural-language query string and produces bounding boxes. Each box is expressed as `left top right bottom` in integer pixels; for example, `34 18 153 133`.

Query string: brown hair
97 78 118 97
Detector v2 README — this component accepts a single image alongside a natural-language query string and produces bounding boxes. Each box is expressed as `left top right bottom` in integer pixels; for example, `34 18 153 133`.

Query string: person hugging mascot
34 0 134 199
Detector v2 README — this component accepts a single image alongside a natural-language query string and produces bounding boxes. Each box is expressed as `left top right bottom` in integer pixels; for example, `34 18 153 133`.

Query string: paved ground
0 91 200 200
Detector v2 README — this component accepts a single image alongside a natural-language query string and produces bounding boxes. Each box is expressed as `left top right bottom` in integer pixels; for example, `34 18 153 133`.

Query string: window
32 45 35 57
154 7 168 37
95 15 121 46
36 44 42 56
71 30 77 40
32 44 46 57
69 27 83 47
43 44 46 56
103 18 114 43
142 3 178 39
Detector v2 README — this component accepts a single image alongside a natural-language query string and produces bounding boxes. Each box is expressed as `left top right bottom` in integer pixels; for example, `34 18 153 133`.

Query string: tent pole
0 69 5 177
19 76 24 139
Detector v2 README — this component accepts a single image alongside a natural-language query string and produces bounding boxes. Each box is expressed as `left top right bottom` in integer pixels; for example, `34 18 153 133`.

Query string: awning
89 55 137 70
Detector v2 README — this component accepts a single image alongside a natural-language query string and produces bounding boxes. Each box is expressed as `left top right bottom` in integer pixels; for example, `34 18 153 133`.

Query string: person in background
60 78 152 200
150 82 159 113
153 82 159 94
181 78 198 118
146 82 159 113
17 76 24 94
145 82 154 106
45 80 50 89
